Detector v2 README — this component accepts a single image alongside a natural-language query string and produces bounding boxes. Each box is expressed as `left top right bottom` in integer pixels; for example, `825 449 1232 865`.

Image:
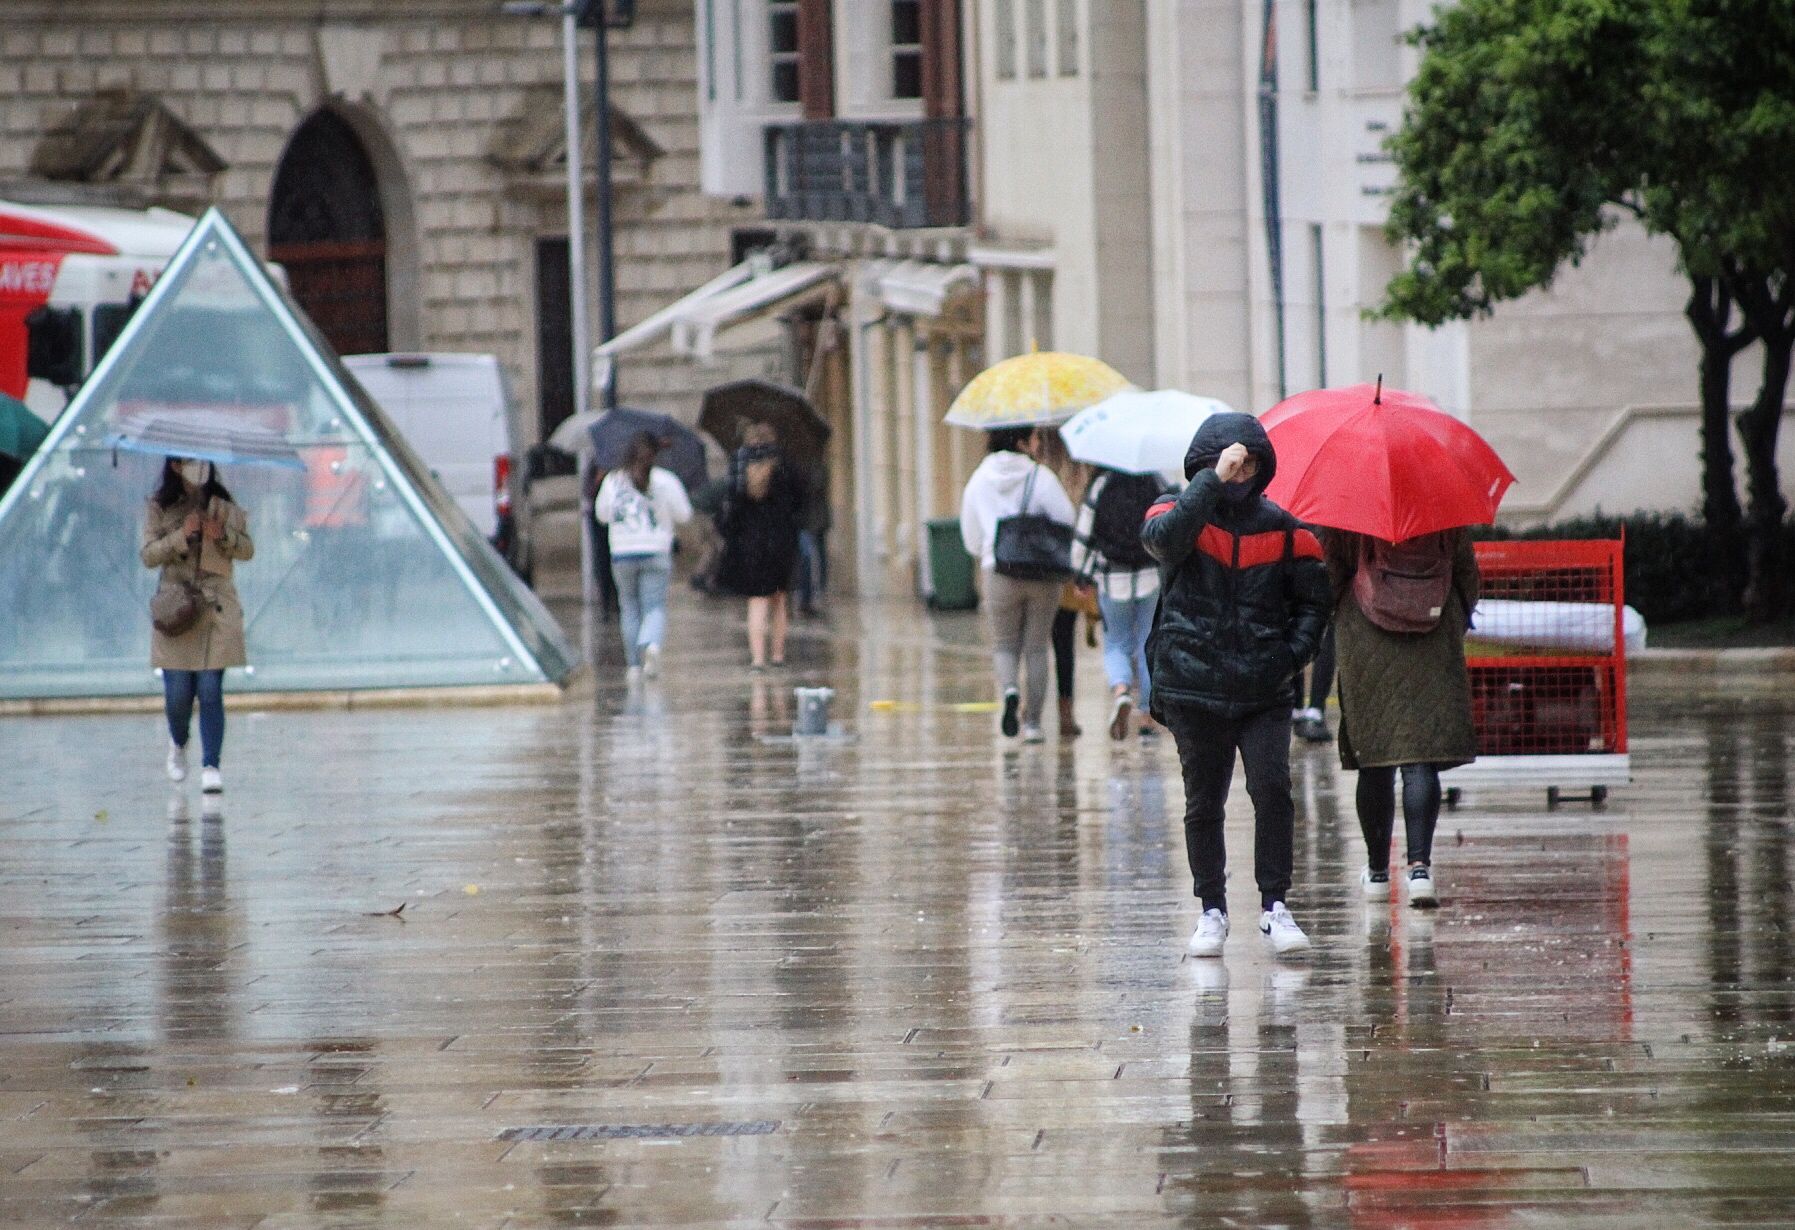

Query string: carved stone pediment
488 85 664 200
29 90 226 212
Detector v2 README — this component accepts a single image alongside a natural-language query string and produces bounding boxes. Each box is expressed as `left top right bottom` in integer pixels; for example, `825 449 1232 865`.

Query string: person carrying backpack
1143 413 1331 958
1071 467 1171 740
1323 528 1481 908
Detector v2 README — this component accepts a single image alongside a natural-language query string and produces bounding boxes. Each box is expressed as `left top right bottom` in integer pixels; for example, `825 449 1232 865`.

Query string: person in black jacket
1142 412 1331 958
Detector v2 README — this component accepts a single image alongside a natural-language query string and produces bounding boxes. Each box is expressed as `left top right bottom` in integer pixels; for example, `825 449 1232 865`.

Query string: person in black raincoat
1141 412 1331 959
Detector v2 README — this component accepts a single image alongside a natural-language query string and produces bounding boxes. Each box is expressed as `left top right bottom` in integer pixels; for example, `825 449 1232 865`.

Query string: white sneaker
165 740 188 783
1187 908 1229 958
626 664 643 685
1405 864 1438 908
1108 691 1133 741
201 766 223 795
1020 724 1046 744
1259 902 1311 954
1360 866 1391 900
642 644 661 679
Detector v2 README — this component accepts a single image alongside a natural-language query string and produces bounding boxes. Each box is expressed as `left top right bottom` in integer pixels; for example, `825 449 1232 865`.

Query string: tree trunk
1685 277 1749 609
1738 334 1792 622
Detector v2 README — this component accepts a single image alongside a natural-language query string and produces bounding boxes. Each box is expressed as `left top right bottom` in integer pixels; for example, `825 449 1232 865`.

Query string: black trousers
1051 607 1077 700
1164 703 1295 915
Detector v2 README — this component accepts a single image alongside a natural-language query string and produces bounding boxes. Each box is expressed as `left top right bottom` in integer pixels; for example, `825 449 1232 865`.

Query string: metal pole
592 9 619 409
565 6 600 605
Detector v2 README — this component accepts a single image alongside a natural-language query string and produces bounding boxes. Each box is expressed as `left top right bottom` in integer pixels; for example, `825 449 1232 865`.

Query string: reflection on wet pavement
3 599 1794 1226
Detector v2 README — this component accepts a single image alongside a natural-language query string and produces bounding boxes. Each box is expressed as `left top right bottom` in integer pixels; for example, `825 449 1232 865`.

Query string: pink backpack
1353 532 1456 633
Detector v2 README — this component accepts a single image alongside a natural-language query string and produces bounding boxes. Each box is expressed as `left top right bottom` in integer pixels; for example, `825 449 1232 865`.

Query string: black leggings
1356 763 1442 870
1051 607 1077 700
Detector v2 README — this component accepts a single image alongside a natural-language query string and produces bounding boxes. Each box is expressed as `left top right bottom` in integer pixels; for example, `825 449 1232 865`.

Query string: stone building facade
0 0 772 449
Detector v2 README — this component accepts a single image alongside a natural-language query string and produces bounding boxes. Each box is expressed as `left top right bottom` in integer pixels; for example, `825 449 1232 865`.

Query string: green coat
1328 532 1480 771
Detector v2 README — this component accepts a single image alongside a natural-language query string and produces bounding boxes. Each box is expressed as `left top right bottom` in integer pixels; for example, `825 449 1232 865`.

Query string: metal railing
764 118 972 230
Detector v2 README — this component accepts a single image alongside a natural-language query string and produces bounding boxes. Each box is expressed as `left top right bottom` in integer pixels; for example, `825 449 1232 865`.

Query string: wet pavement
3 595 1794 1227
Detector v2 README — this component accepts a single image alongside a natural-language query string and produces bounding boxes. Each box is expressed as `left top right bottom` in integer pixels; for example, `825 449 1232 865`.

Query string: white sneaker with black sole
1259 902 1311 954
166 740 188 783
1360 867 1391 899
1187 908 1229 958
1020 724 1045 744
1000 689 1021 738
1405 864 1437 908
201 766 223 795
642 644 661 679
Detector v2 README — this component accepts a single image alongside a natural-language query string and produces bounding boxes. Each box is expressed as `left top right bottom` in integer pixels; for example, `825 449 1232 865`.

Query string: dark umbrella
699 380 831 470
0 392 50 461
586 406 708 494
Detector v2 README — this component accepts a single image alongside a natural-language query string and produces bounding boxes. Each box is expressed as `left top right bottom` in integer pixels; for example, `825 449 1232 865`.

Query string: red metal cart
1441 538 1630 808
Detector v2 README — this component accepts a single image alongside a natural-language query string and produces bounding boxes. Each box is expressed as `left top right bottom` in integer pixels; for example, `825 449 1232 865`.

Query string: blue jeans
1098 591 1156 710
612 553 672 667
796 530 826 609
163 669 225 768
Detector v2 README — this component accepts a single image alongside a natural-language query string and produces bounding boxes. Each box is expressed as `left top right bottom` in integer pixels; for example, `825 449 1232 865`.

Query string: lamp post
574 0 627 410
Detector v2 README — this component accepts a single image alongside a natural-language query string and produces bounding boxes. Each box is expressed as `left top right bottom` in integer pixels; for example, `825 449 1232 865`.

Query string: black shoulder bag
993 464 1074 582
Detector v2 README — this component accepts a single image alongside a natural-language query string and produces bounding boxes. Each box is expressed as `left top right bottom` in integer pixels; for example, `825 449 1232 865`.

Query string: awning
874 259 980 317
590 260 839 389
670 261 838 360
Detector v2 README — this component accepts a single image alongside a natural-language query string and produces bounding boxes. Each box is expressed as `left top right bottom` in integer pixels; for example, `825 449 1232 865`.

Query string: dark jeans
1164 703 1295 915
796 529 826 610
1051 607 1077 700
1356 763 1443 869
163 668 225 769
1306 624 1336 710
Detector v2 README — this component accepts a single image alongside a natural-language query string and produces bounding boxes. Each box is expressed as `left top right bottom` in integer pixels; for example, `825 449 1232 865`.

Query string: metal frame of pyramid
0 207 574 700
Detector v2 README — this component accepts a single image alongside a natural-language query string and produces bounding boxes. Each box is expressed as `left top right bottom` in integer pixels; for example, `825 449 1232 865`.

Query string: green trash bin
925 517 978 610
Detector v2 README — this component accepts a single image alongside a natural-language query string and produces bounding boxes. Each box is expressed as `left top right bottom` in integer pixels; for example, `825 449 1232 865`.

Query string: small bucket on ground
793 687 835 737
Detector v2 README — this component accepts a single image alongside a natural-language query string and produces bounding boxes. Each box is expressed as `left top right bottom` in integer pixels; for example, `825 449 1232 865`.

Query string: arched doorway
268 110 389 356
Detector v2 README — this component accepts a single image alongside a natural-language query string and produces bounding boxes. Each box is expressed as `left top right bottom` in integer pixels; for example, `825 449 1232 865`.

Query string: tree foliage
1381 0 1795 619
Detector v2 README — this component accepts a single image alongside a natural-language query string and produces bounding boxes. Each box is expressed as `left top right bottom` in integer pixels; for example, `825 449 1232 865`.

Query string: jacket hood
970 449 1045 497
1184 411 1276 494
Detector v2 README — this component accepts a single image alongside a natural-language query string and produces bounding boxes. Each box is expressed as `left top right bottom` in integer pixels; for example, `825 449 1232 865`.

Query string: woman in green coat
1325 529 1479 908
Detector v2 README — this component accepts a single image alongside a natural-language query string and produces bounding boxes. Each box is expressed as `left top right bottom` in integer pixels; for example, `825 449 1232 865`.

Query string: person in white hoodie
596 432 693 681
959 426 1077 742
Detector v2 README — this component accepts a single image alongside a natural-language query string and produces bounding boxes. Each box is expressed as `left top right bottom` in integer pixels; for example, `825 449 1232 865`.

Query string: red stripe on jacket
1197 526 1292 568
1143 498 1177 523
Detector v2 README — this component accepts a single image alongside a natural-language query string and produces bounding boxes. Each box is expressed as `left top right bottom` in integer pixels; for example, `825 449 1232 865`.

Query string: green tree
1381 0 1795 619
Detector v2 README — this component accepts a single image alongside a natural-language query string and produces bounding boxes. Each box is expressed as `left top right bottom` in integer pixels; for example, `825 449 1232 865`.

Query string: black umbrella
586 406 708 493
699 380 831 470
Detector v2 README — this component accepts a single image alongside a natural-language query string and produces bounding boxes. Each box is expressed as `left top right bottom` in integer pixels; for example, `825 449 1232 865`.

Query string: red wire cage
1444 538 1630 805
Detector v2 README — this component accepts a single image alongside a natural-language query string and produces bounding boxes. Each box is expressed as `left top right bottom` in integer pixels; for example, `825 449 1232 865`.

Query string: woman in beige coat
142 458 253 794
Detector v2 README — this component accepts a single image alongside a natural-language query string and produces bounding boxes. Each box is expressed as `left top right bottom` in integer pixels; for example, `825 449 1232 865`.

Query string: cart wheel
1546 786 1561 809
1444 787 1462 810
1591 785 1608 805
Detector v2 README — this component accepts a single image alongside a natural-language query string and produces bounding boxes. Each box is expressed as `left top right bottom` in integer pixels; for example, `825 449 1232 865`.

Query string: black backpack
1088 472 1167 572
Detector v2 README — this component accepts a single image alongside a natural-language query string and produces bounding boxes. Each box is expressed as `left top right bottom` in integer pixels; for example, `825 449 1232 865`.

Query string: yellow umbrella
944 350 1134 429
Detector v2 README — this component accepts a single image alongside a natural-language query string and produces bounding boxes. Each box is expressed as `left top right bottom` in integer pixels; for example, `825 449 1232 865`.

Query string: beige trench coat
141 495 255 671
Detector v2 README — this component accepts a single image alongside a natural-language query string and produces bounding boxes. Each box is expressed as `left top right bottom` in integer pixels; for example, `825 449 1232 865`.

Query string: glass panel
0 210 573 700
772 59 801 103
1056 0 1078 76
769 4 799 54
893 50 923 99
1026 0 1048 78
996 0 1016 79
891 0 921 47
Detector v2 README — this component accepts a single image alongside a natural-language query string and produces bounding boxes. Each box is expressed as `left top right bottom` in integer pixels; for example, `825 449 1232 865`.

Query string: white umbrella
1058 390 1233 484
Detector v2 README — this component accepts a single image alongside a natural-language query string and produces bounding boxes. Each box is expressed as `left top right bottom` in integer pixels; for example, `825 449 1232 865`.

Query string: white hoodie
595 467 693 559
958 451 1077 571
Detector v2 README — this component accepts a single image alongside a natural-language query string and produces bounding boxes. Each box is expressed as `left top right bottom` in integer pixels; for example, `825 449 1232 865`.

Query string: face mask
1221 477 1257 504
177 460 212 487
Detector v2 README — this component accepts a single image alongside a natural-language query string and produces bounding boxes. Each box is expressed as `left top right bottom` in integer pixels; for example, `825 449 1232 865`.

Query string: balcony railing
764 118 972 230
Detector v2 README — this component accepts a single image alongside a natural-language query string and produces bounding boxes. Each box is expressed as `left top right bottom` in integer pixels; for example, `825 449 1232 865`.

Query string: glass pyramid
0 208 574 699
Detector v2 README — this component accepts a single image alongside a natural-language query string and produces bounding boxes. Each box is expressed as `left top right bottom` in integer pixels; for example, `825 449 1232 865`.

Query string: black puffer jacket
1141 412 1331 719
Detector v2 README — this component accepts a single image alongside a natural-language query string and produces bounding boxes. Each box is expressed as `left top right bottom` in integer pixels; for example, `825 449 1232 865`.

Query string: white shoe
641 644 661 679
1187 908 1229 958
1259 902 1311 954
626 665 643 685
1360 866 1391 900
1020 724 1045 744
1405 864 1438 908
165 740 188 783
1108 691 1133 741
201 766 223 795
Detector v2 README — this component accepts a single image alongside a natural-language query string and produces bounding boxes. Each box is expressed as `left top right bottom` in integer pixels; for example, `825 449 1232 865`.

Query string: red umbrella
1260 380 1515 542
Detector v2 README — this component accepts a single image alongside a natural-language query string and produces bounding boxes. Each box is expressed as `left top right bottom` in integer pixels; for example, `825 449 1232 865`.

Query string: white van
341 353 520 549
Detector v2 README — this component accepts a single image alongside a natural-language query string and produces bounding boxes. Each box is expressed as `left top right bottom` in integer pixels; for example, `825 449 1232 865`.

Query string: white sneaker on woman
642 644 661 679
1020 724 1045 744
1259 902 1311 954
1360 866 1391 900
1405 864 1437 908
1108 691 1133 741
201 767 223 795
1187 908 1229 957
166 740 188 783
